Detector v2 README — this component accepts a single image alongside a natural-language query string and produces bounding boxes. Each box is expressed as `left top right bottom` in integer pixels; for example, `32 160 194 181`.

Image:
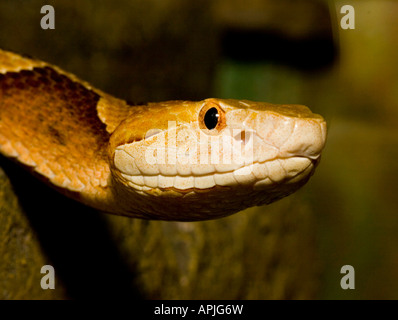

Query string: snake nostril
234 130 251 145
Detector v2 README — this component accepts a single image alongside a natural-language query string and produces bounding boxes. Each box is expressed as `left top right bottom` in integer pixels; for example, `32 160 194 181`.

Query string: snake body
0 49 327 221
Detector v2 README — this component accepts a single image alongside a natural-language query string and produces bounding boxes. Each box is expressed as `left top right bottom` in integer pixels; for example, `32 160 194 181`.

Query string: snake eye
204 107 219 130
199 101 226 134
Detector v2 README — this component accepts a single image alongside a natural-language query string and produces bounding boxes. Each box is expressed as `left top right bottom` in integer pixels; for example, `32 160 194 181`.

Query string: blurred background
0 0 397 299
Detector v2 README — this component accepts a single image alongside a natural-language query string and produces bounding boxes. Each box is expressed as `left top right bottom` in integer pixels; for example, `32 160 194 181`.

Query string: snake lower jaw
109 155 320 221
117 155 316 191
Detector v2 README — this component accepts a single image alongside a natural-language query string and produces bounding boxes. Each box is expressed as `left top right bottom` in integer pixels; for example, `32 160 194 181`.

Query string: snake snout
279 118 327 160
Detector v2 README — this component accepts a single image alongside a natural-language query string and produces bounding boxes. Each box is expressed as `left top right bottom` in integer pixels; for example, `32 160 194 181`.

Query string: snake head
108 98 327 221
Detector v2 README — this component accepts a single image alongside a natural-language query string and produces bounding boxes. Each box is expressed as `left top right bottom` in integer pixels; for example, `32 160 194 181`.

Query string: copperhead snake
0 49 327 221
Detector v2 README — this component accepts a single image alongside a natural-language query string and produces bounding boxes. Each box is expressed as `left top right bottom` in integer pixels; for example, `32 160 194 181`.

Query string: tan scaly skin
0 49 327 221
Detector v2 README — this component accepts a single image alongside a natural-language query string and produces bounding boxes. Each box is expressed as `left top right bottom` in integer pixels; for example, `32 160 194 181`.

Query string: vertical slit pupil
204 107 219 130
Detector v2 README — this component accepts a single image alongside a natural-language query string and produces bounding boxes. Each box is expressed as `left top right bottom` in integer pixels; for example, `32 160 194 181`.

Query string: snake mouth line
120 156 316 193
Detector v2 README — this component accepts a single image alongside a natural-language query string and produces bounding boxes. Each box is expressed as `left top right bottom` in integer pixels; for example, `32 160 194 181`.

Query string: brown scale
0 66 111 202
